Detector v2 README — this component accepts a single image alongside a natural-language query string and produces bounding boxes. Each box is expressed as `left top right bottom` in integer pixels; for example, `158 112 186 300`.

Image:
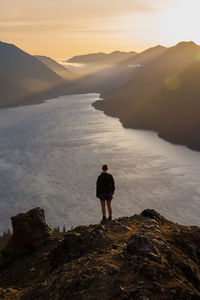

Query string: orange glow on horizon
1 0 200 59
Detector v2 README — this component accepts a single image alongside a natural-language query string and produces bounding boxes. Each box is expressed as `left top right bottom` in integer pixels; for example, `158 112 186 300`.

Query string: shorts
98 192 113 201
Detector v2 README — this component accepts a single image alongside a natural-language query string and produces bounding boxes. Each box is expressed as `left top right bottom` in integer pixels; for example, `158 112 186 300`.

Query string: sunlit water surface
0 93 200 232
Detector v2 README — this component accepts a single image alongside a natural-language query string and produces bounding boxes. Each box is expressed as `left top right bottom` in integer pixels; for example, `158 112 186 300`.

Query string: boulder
126 233 158 255
141 209 166 223
6 207 51 255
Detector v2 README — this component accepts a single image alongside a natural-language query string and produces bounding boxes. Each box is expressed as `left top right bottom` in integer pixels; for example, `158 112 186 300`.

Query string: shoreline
92 97 200 153
2 88 200 154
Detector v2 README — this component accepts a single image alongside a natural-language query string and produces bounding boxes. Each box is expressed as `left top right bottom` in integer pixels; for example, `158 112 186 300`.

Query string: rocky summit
1 208 200 299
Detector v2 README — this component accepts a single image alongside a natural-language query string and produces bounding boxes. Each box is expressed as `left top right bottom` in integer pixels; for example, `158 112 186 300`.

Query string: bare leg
106 200 112 217
100 200 106 217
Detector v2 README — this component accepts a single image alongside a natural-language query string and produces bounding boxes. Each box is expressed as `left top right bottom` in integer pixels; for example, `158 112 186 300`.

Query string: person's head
102 164 109 172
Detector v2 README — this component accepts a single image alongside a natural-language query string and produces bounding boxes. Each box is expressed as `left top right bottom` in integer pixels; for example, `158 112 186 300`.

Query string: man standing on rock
96 164 115 222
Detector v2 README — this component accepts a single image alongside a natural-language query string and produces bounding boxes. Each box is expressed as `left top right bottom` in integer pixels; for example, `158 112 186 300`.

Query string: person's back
96 164 115 222
96 172 115 195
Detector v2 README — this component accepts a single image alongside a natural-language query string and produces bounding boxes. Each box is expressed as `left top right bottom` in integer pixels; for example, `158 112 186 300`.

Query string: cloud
0 0 174 36
0 0 173 22
0 0 179 58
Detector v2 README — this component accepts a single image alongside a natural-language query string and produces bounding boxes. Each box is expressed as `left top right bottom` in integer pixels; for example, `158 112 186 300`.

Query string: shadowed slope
143 60 200 149
35 56 74 80
67 50 137 65
0 41 66 106
93 41 200 150
117 45 167 67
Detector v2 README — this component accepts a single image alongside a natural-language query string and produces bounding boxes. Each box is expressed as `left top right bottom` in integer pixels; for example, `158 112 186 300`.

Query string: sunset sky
1 0 200 59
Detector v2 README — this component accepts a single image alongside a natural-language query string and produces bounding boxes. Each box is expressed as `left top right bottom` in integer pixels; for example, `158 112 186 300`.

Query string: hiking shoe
101 216 107 223
108 216 112 221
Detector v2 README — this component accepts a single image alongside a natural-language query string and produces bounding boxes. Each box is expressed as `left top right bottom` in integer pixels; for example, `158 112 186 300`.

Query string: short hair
102 164 108 171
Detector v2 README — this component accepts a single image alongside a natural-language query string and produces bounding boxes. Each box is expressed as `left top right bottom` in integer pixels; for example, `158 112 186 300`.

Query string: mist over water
0 93 200 233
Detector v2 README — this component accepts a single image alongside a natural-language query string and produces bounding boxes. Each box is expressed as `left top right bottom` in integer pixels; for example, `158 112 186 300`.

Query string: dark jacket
96 172 115 198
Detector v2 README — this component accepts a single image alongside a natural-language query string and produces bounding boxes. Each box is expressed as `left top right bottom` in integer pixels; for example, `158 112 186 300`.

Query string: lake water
0 93 200 233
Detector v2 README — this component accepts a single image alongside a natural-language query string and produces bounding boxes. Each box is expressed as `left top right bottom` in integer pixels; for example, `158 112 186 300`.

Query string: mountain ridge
66 50 137 64
2 40 200 151
35 55 74 80
0 41 68 107
93 41 200 151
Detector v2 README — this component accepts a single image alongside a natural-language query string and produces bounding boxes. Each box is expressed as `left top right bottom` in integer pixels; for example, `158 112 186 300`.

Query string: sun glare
165 75 181 91
164 0 200 45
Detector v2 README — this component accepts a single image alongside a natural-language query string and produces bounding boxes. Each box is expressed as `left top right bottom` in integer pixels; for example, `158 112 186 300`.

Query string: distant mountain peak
175 41 198 48
36 55 52 60
0 40 28 53
66 50 137 64
111 50 121 54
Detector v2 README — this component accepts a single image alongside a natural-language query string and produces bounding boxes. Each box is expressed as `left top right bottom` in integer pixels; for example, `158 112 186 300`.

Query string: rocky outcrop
1 208 200 299
6 207 52 256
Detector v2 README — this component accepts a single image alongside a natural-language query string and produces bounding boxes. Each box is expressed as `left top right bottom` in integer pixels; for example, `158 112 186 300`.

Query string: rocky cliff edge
1 208 200 299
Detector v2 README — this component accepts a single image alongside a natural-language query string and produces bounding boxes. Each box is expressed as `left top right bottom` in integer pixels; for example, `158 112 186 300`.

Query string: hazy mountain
93 41 200 150
117 45 167 67
0 41 66 106
35 55 74 80
66 50 137 65
0 74 29 104
73 63 139 95
145 59 200 149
